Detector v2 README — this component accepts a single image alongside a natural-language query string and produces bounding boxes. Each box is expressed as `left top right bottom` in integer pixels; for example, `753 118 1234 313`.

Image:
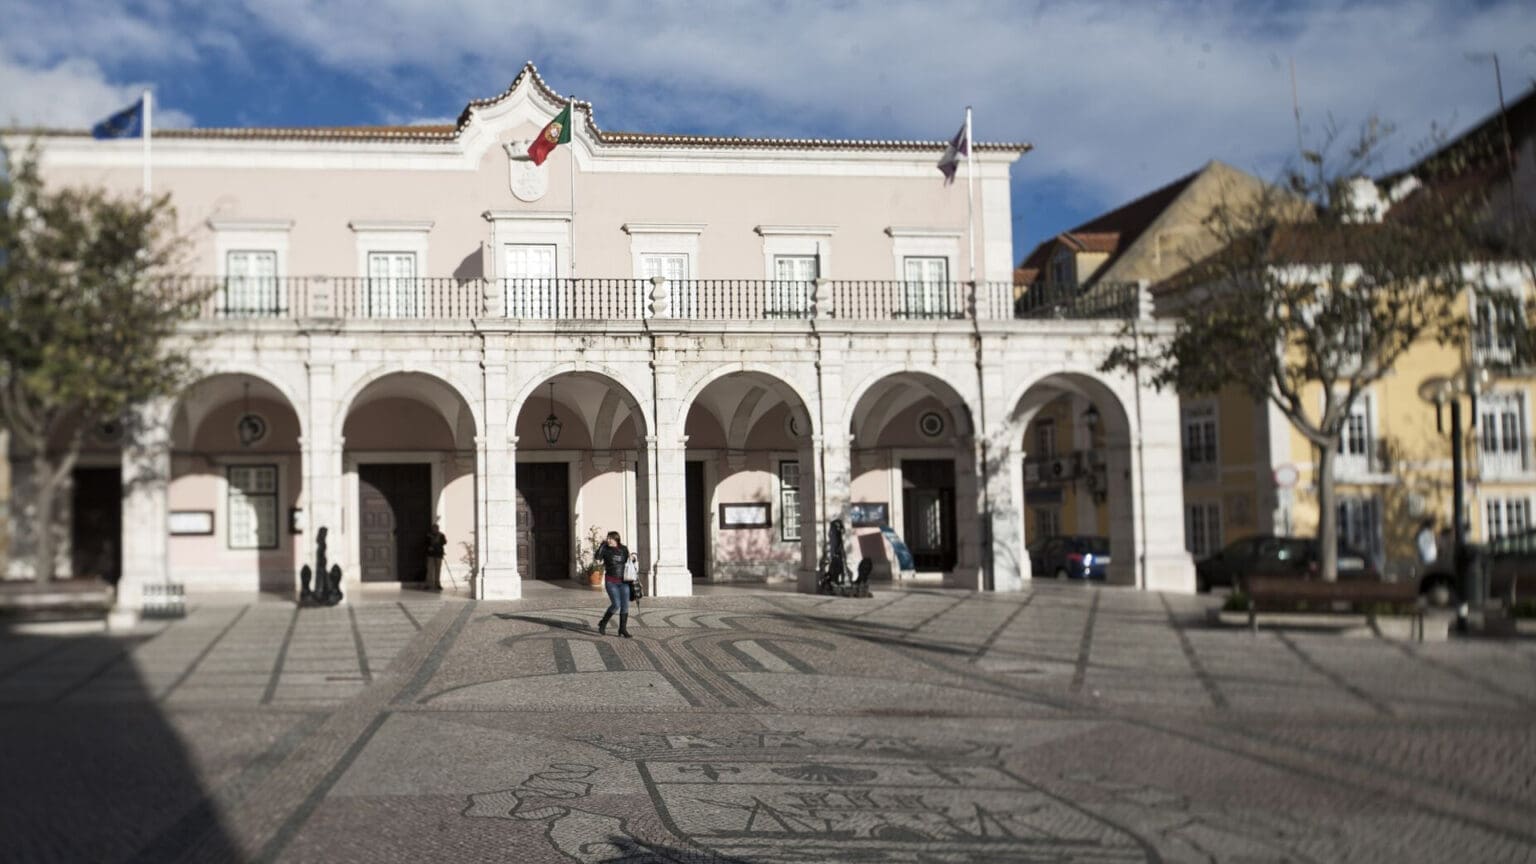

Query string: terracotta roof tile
17 62 1033 155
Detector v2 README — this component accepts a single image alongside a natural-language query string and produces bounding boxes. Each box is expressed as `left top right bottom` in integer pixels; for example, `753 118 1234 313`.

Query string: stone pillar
480 434 520 600
796 436 820 591
301 360 345 598
946 436 984 590
1135 383 1197 593
479 339 518 600
985 438 1028 590
650 433 692 595
112 399 172 630
812 434 854 593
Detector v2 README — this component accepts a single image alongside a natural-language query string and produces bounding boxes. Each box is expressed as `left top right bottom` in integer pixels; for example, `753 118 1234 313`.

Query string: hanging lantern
541 381 562 446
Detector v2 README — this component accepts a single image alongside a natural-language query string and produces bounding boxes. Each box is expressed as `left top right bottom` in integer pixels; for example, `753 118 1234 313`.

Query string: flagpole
568 97 577 277
964 105 975 285
142 88 153 200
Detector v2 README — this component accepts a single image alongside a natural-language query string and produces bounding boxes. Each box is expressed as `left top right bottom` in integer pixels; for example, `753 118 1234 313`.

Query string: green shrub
1511 599 1536 620
1223 592 1250 612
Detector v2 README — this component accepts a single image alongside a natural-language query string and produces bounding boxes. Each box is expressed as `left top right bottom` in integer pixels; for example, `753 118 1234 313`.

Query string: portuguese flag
527 104 572 165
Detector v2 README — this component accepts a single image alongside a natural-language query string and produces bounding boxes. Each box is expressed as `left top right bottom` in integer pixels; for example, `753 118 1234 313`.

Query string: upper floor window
1479 391 1528 478
1034 419 1057 459
366 251 419 318
1185 501 1222 558
1475 294 1520 362
1335 393 1381 475
224 250 280 317
902 256 951 319
504 243 559 318
768 254 818 318
1486 496 1532 541
1050 252 1074 289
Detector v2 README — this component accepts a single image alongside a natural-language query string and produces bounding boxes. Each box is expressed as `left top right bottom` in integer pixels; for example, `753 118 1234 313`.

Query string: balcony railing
1479 439 1531 480
1016 282 1142 320
174 277 1143 323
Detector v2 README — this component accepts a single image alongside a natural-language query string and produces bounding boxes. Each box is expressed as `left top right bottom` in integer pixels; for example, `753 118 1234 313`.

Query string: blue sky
3 0 1534 263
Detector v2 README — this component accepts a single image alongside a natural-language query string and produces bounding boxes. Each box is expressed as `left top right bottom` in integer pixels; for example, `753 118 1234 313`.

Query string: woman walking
594 531 632 637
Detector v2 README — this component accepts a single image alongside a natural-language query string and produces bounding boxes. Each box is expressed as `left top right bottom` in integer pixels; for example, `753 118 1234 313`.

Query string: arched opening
512 372 649 585
169 373 304 594
682 372 816 584
1013 373 1137 587
341 372 477 591
847 373 978 584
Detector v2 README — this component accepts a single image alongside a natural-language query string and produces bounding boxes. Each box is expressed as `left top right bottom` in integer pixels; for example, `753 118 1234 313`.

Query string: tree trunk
1315 441 1339 582
31 448 58 583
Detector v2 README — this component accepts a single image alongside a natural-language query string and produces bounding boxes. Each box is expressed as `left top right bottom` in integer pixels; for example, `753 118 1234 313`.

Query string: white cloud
0 50 194 130
228 0 1536 206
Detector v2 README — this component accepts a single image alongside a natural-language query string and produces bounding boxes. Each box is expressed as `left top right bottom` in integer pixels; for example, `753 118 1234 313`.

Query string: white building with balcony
4 65 1194 618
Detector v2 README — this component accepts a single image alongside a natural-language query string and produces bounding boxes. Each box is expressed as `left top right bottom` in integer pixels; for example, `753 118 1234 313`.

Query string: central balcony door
505 244 559 319
366 252 419 318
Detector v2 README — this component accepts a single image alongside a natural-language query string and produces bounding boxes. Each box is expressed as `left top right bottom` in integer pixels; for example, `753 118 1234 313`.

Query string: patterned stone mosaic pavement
2 581 1534 862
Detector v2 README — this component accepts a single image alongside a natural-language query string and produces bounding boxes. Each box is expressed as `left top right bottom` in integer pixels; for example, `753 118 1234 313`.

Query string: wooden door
685 460 707 580
358 464 432 583
71 467 122 584
515 462 570 580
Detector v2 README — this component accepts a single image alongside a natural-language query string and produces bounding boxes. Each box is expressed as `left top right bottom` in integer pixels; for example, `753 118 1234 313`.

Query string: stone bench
1246 576 1424 640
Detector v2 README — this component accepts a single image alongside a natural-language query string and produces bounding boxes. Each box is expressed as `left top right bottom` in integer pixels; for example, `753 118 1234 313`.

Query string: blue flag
92 99 144 139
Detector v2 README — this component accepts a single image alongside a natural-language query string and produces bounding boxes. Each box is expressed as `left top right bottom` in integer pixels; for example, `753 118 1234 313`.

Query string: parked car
1420 529 1536 607
1194 535 1376 593
1029 535 1111 580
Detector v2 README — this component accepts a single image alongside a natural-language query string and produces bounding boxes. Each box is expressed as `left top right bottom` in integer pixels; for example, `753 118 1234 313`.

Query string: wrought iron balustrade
1016 282 1140 320
175 276 1141 323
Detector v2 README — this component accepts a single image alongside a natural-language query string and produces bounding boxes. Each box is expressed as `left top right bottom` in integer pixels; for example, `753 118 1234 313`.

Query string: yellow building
1018 87 1536 587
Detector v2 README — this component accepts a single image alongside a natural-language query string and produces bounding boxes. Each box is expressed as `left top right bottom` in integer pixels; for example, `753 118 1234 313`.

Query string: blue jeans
604 580 629 615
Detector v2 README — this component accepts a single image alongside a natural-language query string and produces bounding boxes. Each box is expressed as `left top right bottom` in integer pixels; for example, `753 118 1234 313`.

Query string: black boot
598 610 613 635
618 613 632 638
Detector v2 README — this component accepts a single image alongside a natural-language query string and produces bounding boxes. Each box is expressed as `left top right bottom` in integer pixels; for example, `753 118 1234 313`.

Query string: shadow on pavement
0 627 243 863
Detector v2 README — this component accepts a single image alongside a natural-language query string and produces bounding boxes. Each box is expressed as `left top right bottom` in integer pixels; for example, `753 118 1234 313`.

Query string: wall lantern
1081 403 1101 432
541 381 562 446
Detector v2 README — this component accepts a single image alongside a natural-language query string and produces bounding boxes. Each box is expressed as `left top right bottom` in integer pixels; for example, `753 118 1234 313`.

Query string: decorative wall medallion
236 413 268 447
95 420 124 445
784 413 803 439
918 411 945 438
505 141 549 202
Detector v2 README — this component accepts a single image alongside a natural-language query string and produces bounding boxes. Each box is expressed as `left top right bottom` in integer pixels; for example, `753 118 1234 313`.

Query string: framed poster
849 502 889 527
169 510 215 536
719 502 771 529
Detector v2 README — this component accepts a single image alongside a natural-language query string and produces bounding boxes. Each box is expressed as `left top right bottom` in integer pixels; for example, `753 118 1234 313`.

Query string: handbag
628 579 643 602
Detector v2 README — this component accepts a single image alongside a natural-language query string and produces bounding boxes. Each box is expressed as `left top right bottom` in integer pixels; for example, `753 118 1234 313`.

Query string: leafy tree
1103 121 1490 580
0 144 207 582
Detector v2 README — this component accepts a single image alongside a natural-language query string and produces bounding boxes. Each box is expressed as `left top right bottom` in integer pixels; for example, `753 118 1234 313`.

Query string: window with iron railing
228 465 278 550
901 256 951 319
769 255 817 318
1485 496 1532 541
223 250 281 317
504 243 559 318
366 251 419 318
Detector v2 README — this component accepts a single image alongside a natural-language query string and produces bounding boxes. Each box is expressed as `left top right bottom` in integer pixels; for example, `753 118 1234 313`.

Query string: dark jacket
594 543 630 582
426 530 447 558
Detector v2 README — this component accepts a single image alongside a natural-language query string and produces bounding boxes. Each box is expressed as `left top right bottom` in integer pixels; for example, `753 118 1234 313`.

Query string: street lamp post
1419 374 1482 630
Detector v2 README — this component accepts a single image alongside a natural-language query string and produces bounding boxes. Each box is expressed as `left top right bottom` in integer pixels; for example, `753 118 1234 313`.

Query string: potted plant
575 525 605 589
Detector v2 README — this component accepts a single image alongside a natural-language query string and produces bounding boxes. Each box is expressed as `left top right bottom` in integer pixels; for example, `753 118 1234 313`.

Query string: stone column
985 437 1027 590
479 338 519 600
112 398 173 630
795 436 821 591
650 433 692 595
303 349 345 587
946 436 984 590
479 435 519 600
1135 384 1197 593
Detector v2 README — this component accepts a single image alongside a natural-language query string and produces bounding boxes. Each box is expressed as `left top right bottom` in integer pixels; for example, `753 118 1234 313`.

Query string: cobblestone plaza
2 582 1534 862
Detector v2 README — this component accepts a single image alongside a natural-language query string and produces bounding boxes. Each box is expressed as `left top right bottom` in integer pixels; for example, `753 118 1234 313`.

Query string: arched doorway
512 372 649 585
847 373 979 585
169 373 304 595
1012 373 1136 586
340 372 477 590
681 371 816 584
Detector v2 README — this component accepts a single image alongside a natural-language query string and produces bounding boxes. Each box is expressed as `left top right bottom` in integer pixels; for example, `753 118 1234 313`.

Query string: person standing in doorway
425 519 448 591
594 531 632 637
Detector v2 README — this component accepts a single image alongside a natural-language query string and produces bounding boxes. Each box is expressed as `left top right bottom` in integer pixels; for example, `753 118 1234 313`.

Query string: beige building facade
4 65 1195 619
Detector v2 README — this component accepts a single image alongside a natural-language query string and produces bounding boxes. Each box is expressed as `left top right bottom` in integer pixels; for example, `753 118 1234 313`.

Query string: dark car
1420 529 1536 607
1195 535 1376 593
1029 535 1111 580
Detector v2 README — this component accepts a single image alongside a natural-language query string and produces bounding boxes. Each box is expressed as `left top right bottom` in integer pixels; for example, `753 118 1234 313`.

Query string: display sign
720 502 771 529
169 511 214 536
849 502 889 527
